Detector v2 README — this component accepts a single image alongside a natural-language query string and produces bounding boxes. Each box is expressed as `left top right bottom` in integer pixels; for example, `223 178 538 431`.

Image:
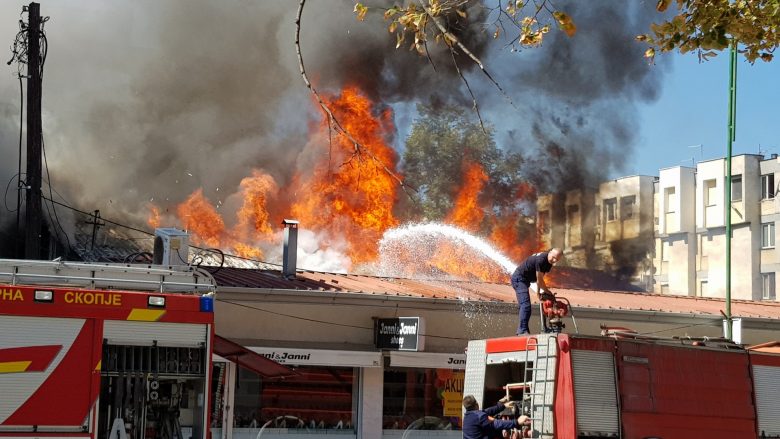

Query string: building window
698 235 709 271
699 280 708 297
664 187 676 212
660 241 670 275
604 198 617 222
704 179 717 206
233 365 356 431
566 204 580 229
538 210 550 234
762 273 776 300
762 222 775 248
383 368 463 431
731 174 742 202
762 174 775 200
566 204 580 247
621 195 636 220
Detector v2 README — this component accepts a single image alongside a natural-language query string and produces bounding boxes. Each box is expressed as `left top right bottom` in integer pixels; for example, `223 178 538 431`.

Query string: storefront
381 352 466 439
213 347 381 439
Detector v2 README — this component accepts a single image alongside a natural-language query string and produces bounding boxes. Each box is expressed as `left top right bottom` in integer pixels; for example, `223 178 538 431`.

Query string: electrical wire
637 322 720 336
40 195 155 236
41 137 73 255
4 173 24 213
15 68 24 255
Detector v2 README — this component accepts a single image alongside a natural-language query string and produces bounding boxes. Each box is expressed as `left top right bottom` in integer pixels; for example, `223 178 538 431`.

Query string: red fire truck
464 330 780 438
0 259 216 439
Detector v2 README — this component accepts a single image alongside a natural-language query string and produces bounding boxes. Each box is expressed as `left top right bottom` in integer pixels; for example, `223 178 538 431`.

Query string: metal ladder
212 362 226 425
0 258 216 294
522 334 558 438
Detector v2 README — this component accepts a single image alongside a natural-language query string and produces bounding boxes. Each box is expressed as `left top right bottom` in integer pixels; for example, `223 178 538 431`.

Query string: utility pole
24 2 43 260
725 41 737 340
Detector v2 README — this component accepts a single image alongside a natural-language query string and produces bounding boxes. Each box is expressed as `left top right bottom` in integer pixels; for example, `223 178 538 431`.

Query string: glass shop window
383 368 464 431
233 365 356 431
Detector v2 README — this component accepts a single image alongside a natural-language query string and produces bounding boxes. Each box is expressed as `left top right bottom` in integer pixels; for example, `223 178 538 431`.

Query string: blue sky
631 51 780 177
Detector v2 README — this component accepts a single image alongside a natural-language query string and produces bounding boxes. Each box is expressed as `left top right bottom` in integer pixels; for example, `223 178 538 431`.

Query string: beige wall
214 288 780 352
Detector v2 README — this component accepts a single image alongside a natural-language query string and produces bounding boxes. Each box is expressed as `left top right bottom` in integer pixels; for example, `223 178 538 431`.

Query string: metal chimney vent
282 219 299 279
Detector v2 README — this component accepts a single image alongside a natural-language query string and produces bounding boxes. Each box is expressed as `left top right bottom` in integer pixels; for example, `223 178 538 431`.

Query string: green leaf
354 3 368 21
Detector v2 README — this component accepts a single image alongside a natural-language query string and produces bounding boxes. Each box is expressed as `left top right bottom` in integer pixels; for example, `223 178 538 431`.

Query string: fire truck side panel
485 336 536 353
750 352 780 436
0 287 211 324
553 336 576 439
567 337 620 438
103 321 208 347
0 315 96 429
616 342 756 439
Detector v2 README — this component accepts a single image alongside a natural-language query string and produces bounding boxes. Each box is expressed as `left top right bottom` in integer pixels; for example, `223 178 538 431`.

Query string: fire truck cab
0 259 216 439
464 332 780 439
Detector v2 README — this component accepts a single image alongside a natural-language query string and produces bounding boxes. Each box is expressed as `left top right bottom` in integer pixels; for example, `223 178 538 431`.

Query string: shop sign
440 370 465 418
389 351 466 369
374 317 425 351
250 347 381 367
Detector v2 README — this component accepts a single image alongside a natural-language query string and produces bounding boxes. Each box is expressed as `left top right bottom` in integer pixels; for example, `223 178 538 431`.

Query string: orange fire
233 170 278 241
147 204 161 229
289 85 399 263
147 86 398 266
446 161 488 232
176 189 225 248
145 85 544 283
428 242 508 282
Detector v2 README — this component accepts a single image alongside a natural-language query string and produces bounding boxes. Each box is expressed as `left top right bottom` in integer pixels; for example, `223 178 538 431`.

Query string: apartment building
538 153 780 301
654 155 766 300
758 155 779 300
536 175 655 287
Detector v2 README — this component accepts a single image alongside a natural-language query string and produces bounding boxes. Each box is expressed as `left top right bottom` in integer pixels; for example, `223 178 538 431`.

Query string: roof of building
207 266 780 320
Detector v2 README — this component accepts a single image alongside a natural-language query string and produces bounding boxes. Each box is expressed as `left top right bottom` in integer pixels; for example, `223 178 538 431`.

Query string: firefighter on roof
510 248 563 335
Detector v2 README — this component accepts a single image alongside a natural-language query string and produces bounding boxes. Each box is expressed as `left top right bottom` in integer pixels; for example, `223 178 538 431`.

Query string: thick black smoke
486 1 670 191
0 1 669 267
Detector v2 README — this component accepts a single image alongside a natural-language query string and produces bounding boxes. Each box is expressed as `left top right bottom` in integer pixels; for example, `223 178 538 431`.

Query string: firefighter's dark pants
511 277 531 335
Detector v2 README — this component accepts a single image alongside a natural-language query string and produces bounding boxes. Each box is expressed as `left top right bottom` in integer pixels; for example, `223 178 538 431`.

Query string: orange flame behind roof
428 241 508 283
176 189 226 248
147 204 161 229
290 85 399 263
446 161 488 232
143 85 546 283
234 170 278 240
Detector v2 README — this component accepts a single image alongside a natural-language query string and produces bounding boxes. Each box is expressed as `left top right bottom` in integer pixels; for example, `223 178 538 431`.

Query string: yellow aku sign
440 370 465 418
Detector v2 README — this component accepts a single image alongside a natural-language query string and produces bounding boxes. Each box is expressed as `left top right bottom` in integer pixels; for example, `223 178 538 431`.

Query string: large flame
233 170 277 242
290 86 399 263
176 189 225 248
145 85 544 282
446 161 488 232
148 85 398 267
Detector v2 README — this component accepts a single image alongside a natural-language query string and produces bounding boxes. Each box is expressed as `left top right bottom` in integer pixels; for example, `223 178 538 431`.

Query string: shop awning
214 335 297 378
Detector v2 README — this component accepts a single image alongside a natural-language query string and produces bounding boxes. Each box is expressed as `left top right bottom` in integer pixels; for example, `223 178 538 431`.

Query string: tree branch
296 0 418 199
422 3 518 111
